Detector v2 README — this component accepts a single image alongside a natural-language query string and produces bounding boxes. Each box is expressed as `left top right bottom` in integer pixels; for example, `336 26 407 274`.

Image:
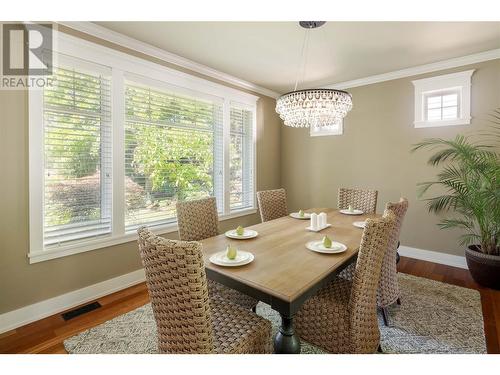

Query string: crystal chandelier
275 22 353 128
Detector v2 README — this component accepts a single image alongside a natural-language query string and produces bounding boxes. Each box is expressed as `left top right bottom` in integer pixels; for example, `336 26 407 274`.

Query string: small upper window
310 119 343 137
413 70 474 128
425 89 460 122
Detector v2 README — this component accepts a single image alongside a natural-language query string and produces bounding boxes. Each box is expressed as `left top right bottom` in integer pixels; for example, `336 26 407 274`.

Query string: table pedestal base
274 315 301 354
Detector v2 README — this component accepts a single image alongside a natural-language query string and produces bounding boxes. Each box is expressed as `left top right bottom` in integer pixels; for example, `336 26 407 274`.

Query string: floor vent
62 301 102 321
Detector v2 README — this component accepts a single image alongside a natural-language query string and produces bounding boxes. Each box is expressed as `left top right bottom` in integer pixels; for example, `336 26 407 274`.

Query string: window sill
414 117 471 128
28 208 257 264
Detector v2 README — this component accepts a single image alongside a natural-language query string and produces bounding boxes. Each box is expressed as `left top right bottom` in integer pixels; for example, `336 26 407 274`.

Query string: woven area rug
64 273 486 354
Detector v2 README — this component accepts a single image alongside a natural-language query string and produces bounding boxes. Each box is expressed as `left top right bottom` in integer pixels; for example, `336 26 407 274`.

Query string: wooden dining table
200 208 378 354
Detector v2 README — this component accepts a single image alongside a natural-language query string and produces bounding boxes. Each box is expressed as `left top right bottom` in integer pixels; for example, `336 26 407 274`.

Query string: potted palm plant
413 109 500 289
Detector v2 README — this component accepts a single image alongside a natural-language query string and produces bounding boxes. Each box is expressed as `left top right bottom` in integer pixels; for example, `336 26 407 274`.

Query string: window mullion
223 99 231 215
112 69 125 236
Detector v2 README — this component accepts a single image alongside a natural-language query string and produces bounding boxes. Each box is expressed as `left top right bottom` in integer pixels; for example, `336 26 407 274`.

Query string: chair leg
396 298 401 305
381 307 389 326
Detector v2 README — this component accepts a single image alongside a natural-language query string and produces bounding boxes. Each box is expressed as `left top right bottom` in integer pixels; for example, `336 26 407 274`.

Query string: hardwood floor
1 256 499 354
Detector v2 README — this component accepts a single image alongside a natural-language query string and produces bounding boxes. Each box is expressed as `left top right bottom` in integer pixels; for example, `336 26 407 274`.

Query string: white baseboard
399 245 468 269
0 269 146 334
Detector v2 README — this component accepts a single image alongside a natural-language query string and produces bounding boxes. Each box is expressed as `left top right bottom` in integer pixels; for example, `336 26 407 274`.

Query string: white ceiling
95 22 500 94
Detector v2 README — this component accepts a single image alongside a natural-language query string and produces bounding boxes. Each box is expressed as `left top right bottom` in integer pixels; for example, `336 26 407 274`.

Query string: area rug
64 273 486 354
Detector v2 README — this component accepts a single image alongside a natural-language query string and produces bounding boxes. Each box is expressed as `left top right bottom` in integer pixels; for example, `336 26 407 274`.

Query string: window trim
412 70 474 128
29 30 258 263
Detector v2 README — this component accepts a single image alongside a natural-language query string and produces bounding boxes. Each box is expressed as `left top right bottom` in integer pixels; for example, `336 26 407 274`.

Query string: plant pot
465 245 500 290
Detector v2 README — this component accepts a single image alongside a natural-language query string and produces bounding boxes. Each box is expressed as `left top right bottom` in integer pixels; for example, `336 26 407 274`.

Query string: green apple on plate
299 209 305 218
348 205 354 212
226 244 237 260
236 225 245 236
322 235 333 249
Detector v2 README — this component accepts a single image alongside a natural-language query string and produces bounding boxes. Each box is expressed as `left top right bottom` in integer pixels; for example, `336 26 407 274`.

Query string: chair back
256 188 288 222
137 227 214 353
348 212 395 353
338 187 378 214
377 198 409 307
176 197 219 241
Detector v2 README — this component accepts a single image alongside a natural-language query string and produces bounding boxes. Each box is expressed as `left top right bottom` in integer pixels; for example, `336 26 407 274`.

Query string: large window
29 32 257 263
42 58 112 247
124 82 223 230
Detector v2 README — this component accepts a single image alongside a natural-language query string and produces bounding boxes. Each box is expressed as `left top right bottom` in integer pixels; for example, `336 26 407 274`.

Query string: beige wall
282 59 500 257
0 27 282 314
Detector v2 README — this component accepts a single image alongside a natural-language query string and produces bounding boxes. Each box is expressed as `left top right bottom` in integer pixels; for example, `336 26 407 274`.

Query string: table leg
274 314 301 354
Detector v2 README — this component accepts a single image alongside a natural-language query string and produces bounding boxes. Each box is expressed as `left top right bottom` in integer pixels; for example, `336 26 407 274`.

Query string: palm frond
412 108 500 254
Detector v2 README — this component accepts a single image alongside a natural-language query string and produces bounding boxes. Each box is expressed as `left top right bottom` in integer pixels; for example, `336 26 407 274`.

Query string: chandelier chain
294 28 310 92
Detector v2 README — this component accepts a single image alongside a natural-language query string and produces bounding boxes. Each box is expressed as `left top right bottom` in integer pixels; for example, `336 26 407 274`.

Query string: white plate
353 221 367 229
225 229 258 239
305 224 332 232
339 209 364 215
306 240 347 254
290 212 312 220
209 250 254 267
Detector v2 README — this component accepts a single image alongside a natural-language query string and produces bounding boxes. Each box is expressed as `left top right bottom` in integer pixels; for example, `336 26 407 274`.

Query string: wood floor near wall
0 256 499 354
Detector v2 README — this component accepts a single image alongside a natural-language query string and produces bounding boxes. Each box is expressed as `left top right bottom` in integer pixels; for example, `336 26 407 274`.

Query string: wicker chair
256 188 288 222
137 227 272 354
339 198 409 326
295 212 395 353
338 187 378 214
176 197 258 311
377 198 409 325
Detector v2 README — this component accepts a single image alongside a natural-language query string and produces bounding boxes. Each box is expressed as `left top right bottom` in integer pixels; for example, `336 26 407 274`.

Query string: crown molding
327 48 500 90
58 22 281 99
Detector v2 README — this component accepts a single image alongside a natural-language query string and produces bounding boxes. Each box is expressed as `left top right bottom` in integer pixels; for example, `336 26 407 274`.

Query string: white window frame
29 30 258 263
412 70 474 128
310 120 344 137
227 101 257 211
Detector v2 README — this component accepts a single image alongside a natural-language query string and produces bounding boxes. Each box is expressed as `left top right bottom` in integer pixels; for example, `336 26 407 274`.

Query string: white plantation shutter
42 56 112 246
124 79 224 231
229 104 254 210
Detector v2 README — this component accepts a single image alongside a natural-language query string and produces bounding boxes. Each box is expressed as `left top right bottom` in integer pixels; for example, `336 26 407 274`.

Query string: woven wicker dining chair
377 198 409 325
256 188 288 222
338 187 378 214
294 212 395 353
339 198 409 326
137 227 272 354
176 197 258 311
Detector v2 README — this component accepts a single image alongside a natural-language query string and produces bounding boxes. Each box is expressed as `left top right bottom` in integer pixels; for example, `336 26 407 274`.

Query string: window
229 104 254 209
29 31 257 263
124 81 223 230
413 70 474 128
310 119 343 137
425 90 460 122
42 56 112 247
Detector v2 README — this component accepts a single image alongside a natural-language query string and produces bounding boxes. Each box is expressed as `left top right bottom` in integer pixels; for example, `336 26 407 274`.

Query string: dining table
200 207 379 354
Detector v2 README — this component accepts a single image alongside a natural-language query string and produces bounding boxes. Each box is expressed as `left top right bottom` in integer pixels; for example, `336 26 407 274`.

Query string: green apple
322 235 332 248
348 204 354 212
236 225 244 236
226 245 237 260
299 209 305 217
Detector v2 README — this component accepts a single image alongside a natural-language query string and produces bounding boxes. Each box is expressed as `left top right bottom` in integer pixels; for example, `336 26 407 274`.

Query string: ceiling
96 22 500 94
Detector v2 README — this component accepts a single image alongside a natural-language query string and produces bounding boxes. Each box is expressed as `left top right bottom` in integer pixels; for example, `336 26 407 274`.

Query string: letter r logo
2 23 53 76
